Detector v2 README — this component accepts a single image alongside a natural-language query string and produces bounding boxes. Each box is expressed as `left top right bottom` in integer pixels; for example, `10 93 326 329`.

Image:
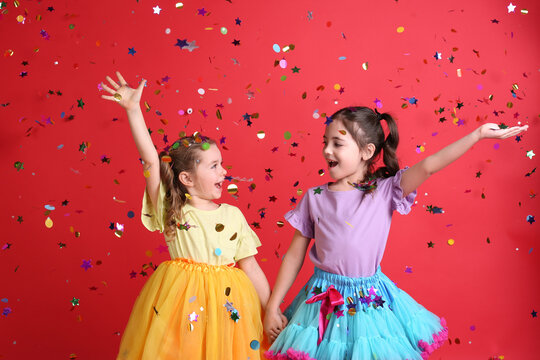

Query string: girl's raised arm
400 123 528 197
101 71 161 207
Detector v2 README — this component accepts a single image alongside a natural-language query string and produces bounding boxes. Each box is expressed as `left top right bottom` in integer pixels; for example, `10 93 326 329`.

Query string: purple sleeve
284 191 314 239
390 168 417 214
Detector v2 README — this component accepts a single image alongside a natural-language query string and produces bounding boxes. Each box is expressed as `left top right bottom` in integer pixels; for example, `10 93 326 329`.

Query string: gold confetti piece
318 169 325 176
185 193 192 199
188 323 194 331
215 223 225 232
225 287 231 296
362 62 368 70
256 131 265 139
4 49 14 57
521 9 528 14
144 101 151 112
506 102 513 108
14 0 20 7
348 308 356 316
230 232 237 240
45 217 53 228
333 84 341 90
114 230 123 238
345 221 353 228
145 250 153 257
249 183 256 191
176 2 184 8
512 83 519 90
143 170 150 178
227 184 238 195
447 239 455 246
16 15 24 23
216 109 222 120
277 221 284 227
339 130 347 135
397 26 404 33
297 189 303 196
113 93 122 102
113 197 126 203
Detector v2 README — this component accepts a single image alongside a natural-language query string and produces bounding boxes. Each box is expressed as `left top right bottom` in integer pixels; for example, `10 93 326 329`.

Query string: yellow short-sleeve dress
117 182 264 360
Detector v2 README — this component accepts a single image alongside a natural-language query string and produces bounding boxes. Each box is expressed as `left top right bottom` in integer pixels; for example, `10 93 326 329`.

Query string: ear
178 171 194 187
362 143 376 161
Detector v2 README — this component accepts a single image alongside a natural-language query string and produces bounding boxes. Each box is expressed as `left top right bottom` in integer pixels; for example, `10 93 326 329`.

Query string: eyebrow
323 135 344 141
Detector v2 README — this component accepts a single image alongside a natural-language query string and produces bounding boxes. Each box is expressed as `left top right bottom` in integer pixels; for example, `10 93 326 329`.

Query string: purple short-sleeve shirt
285 169 417 277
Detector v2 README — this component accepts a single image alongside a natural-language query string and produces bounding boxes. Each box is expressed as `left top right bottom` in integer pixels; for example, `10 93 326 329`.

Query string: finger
101 82 116 94
106 75 120 90
101 94 118 102
116 71 128 86
136 79 147 92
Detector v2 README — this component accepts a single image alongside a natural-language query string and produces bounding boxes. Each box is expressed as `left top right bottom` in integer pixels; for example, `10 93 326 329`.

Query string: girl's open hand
100 71 146 111
477 122 528 140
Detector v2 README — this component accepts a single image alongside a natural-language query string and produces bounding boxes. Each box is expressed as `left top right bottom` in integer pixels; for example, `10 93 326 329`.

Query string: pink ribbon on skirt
305 285 344 345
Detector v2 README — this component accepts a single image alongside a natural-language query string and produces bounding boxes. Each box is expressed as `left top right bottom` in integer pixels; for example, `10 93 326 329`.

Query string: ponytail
373 113 400 179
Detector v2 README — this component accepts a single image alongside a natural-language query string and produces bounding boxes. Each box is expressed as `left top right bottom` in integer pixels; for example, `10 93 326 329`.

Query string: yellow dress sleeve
234 208 262 261
141 181 167 233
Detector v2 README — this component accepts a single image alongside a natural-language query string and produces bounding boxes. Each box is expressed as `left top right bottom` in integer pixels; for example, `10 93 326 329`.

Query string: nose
323 143 331 157
221 165 227 176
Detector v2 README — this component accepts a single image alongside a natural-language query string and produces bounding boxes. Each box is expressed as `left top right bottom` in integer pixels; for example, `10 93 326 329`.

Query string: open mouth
327 160 338 168
215 181 223 190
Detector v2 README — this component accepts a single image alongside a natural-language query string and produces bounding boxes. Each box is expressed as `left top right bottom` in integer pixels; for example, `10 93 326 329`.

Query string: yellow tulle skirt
117 258 266 360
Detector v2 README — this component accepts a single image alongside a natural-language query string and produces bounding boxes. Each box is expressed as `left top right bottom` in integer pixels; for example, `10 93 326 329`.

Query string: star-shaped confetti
291 66 300 73
313 187 323 194
189 312 199 322
81 259 92 271
232 39 241 46
507 3 516 13
197 8 207 16
427 241 435 248
532 310 537 318
175 39 188 49
71 297 80 306
526 150 535 159
153 6 162 14
433 52 442 60
526 215 535 224
128 47 136 55
235 17 242 25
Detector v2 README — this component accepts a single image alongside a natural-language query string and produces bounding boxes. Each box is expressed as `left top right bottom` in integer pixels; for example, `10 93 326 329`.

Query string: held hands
263 307 288 343
476 122 528 140
100 71 146 112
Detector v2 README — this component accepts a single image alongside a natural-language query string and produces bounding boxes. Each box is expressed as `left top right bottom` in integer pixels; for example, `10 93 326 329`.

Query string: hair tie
373 108 383 121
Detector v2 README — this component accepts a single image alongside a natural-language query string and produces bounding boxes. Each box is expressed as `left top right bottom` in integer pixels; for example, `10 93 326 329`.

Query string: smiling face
323 119 372 190
183 143 227 206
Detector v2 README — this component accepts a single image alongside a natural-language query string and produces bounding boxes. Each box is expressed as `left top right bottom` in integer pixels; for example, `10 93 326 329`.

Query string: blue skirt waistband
313 266 383 287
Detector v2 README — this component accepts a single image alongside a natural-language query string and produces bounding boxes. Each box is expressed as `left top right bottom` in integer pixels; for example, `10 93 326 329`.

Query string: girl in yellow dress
101 71 284 360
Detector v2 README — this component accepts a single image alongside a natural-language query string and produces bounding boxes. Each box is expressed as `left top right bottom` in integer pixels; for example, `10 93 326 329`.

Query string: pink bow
305 285 344 345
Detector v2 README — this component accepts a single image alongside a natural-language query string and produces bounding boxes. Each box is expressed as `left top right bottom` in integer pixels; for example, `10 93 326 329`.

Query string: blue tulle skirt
265 267 448 360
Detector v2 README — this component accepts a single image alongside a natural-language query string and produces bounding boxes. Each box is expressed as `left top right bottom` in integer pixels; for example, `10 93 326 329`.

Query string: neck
187 196 219 210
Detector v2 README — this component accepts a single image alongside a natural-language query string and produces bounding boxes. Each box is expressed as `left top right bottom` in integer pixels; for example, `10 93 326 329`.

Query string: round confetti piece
176 2 184 9
143 170 151 178
397 26 405 33
250 340 260 350
145 250 153 257
279 59 287 68
220 27 228 35
447 239 455 246
161 155 172 162
284 131 292 140
227 184 238 195
45 217 53 228
215 223 225 232
187 108 193 114
198 88 205 95
201 142 210 150
362 62 369 70
256 131 265 139
318 169 325 176
45 205 55 211
127 211 135 218
280 75 287 81
69 24 75 29
225 287 231 296
16 15 24 23
165 28 171 34
178 109 185 115
215 248 222 256
296 189 303 196
338 56 346 60
333 84 341 91
272 43 280 53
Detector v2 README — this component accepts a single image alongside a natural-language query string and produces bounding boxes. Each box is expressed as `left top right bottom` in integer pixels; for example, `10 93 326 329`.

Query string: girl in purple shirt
264 106 527 360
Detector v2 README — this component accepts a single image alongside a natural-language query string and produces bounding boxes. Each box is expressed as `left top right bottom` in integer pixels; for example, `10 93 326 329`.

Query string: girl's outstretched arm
237 256 271 309
400 123 528 197
264 230 311 342
101 71 161 207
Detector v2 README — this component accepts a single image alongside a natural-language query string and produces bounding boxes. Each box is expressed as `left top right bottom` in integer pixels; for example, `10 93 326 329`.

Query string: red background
1 0 539 359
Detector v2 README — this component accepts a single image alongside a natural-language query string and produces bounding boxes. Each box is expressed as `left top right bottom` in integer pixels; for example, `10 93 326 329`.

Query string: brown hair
330 106 400 180
159 134 216 237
